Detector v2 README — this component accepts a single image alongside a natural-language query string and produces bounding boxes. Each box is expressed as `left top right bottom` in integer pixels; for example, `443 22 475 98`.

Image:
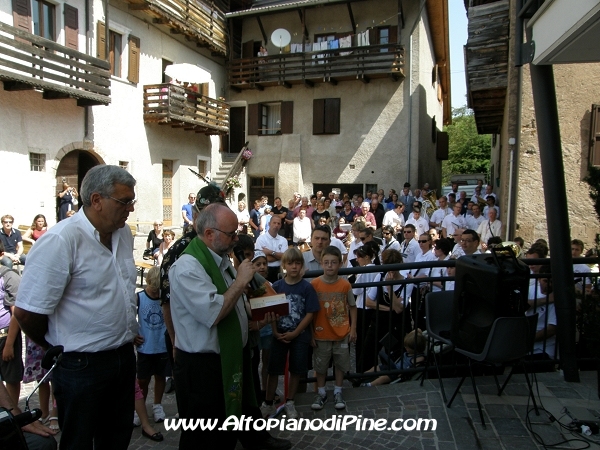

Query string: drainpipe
84 0 92 141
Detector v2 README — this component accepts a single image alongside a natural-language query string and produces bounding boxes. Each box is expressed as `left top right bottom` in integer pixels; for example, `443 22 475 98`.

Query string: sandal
47 416 60 432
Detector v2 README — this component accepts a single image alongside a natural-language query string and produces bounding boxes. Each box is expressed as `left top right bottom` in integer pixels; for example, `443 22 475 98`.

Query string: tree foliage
441 107 491 185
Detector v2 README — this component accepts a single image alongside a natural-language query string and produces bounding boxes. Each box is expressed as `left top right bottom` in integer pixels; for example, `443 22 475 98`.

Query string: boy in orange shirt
310 246 357 410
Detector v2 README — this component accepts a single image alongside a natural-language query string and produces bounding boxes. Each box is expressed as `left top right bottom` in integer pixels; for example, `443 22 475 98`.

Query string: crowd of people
0 171 595 450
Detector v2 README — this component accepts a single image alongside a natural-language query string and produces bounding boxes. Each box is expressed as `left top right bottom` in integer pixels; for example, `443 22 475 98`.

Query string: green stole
182 237 256 418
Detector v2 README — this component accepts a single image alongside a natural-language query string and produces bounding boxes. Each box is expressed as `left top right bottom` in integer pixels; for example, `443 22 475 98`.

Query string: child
310 246 357 410
362 329 426 386
135 266 168 423
260 247 320 419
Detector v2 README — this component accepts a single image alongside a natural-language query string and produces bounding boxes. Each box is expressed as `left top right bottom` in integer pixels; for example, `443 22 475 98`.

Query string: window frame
109 29 122 77
29 152 46 172
32 0 56 41
248 101 293 136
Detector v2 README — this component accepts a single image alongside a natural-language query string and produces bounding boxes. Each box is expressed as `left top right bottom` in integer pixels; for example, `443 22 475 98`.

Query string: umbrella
164 63 211 84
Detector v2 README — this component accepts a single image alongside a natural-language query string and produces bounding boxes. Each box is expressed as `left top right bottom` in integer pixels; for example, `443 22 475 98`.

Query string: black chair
446 315 538 428
421 291 454 402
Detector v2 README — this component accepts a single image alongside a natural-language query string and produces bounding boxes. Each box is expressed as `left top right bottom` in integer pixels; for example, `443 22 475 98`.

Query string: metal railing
302 256 600 384
143 83 229 134
0 21 111 106
228 43 405 87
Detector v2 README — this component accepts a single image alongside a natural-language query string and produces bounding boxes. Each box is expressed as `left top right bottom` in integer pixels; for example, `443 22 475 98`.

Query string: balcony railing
143 83 229 135
0 22 110 106
228 43 404 89
126 0 228 55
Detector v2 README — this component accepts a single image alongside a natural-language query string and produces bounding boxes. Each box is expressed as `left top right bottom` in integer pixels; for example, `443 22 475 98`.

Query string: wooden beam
128 4 150 10
170 29 182 35
255 83 264 91
43 90 70 100
152 18 168 24
230 85 242 93
303 79 314 88
256 16 268 45
328 78 338 86
347 3 356 36
360 75 369 84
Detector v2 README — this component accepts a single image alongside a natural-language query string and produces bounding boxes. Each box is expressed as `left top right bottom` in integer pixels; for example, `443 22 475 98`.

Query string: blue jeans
52 343 135 450
0 254 25 269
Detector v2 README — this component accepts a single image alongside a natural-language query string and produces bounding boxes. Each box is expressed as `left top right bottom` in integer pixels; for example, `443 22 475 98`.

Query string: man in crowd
369 193 385 231
0 215 26 269
169 203 290 450
429 196 452 232
405 206 429 237
15 165 138 449
383 202 405 237
477 208 502 250
460 229 481 255
399 183 414 220
181 192 196 232
466 203 485 230
293 208 312 244
303 226 332 276
256 216 288 282
441 202 467 239
399 224 420 264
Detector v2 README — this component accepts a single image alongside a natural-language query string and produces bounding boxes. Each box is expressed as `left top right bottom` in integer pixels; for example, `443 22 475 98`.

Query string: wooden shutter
64 5 78 50
248 103 260 135
436 131 449 160
369 27 377 52
200 83 209 96
313 98 325 135
389 25 398 44
281 101 293 134
12 0 31 33
127 34 140 83
97 21 106 60
324 98 340 134
591 104 600 167
242 40 254 58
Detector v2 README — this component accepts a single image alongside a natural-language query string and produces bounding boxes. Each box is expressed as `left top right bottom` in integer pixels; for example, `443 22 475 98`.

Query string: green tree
442 107 491 185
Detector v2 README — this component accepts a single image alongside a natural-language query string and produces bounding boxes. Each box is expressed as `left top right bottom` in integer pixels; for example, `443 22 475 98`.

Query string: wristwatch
271 251 276 256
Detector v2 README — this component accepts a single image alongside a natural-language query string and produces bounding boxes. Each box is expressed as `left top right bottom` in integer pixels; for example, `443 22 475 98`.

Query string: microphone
233 247 268 293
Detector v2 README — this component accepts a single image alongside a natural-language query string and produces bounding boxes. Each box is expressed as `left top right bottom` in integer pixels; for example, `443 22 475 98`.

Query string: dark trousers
53 343 135 450
174 349 270 450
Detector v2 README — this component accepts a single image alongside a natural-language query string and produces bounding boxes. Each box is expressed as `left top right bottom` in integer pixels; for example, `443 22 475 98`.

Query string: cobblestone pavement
18 370 600 449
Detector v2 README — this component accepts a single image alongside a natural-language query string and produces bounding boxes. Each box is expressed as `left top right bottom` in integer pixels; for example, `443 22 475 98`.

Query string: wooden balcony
143 83 229 135
126 0 228 55
228 43 404 90
0 22 110 106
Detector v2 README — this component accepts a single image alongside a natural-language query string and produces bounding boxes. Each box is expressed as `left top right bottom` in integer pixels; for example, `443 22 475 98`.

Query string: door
162 160 173 226
229 107 246 153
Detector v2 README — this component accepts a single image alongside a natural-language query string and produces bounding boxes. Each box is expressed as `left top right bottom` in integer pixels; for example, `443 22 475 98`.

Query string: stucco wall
230 0 444 202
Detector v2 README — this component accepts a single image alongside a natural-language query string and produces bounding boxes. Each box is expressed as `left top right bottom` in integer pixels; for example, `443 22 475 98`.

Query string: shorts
312 336 350 374
268 330 310 375
0 333 24 383
136 352 168 379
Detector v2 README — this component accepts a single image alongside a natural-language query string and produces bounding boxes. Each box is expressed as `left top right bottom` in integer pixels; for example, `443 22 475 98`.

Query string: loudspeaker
451 247 529 353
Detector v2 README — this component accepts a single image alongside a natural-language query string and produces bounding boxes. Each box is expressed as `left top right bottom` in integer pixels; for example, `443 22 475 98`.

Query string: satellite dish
271 28 291 51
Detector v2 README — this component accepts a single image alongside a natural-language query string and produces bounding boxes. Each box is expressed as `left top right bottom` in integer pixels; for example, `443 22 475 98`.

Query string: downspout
507 64 523 240
84 0 92 141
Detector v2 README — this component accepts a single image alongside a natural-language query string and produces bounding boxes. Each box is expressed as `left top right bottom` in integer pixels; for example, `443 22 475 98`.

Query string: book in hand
250 293 290 321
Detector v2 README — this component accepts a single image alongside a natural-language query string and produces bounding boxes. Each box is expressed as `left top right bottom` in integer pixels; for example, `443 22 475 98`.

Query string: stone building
464 0 599 249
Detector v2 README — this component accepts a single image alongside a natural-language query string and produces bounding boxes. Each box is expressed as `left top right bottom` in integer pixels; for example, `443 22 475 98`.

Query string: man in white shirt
476 209 502 248
405 207 429 237
256 216 288 282
383 202 405 235
466 203 485 230
15 165 139 449
169 204 290 450
429 196 452 232
482 195 500 218
441 203 467 239
293 208 312 244
407 200 430 224
399 224 420 264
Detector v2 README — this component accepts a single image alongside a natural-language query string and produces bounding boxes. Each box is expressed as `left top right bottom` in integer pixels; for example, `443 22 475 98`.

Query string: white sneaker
133 411 141 427
284 400 298 419
260 401 276 418
153 404 165 422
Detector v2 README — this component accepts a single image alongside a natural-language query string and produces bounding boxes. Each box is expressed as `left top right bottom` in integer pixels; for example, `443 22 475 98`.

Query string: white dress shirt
477 219 502 245
255 232 288 267
170 250 248 353
442 214 467 237
16 210 138 352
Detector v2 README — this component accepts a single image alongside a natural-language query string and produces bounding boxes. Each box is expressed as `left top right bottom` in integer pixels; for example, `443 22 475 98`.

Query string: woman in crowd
156 230 176 266
57 182 78 221
312 200 330 226
146 221 164 260
236 201 250 235
22 214 48 242
430 238 453 292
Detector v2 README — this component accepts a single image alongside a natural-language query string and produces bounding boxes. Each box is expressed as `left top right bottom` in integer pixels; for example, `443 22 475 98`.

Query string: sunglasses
403 231 412 234
360 237 366 241
418 239 430 244
382 232 391 236
461 239 474 243
2 220 13 224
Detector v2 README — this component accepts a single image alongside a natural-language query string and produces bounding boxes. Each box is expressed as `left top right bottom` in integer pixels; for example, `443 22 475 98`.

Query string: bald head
196 203 238 254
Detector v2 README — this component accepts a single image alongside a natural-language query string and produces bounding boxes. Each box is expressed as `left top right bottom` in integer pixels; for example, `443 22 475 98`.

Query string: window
109 30 122 77
197 158 209 177
119 161 129 170
248 102 293 135
313 98 340 135
32 0 55 40
29 152 46 172
378 27 389 52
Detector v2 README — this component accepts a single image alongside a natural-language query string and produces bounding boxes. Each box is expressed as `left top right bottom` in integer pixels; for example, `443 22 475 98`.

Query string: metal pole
529 63 579 382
